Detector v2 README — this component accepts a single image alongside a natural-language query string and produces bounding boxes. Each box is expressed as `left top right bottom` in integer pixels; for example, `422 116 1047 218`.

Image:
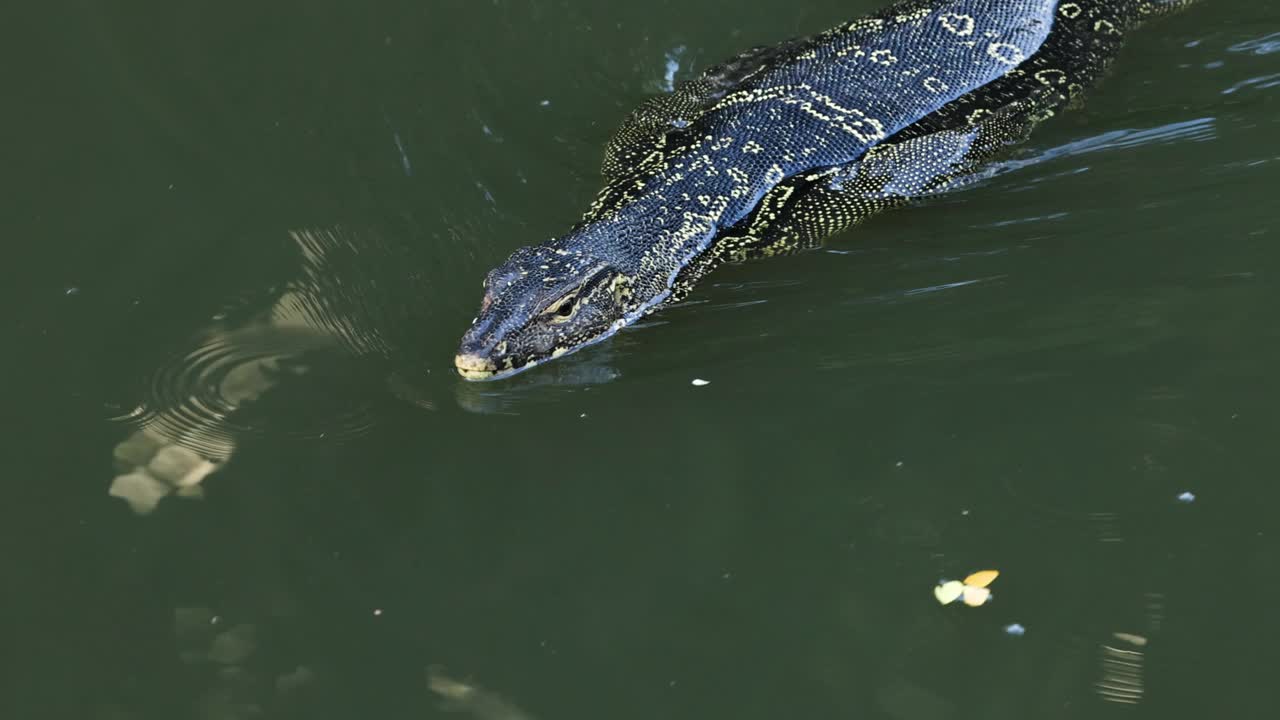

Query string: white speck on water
539 99 551 107
373 608 383 616
579 413 587 419
960 509 970 516
1004 623 1026 636
895 461 904 468
1177 491 1196 503
64 287 79 296
691 378 710 386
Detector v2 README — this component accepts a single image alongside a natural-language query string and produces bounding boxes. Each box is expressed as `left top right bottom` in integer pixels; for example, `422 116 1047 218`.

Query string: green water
12 1 1280 718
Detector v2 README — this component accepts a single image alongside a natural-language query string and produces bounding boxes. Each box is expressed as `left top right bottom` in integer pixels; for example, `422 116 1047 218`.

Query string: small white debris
539 99 551 107
1177 491 1196 503
895 461 904 468
1004 623 1026 637
373 608 383 616
691 378 710 386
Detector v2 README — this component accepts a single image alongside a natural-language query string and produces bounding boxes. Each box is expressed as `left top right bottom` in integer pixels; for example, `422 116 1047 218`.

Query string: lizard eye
542 292 579 323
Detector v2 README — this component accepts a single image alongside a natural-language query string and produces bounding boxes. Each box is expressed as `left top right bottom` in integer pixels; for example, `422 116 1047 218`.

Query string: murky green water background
11 1 1280 717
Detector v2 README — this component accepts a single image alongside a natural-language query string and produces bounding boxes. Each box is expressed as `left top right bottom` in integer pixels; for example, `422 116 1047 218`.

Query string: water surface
11 1 1280 718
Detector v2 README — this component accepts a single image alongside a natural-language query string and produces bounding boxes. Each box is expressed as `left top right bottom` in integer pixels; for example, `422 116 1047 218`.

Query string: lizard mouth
453 352 537 382
454 315 635 382
454 353 498 380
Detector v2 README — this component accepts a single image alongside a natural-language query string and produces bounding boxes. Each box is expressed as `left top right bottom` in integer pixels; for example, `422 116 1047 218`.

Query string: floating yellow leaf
963 570 999 588
934 580 964 605
962 585 992 607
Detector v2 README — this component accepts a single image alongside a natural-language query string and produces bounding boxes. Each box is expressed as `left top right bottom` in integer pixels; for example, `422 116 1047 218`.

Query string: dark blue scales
455 0 1199 380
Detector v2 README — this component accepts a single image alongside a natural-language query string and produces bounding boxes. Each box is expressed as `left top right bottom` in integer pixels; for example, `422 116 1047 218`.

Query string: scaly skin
455 0 1198 380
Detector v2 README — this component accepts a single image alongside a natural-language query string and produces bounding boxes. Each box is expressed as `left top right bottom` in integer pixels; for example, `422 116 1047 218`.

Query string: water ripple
1222 72 1280 95
1228 31 1280 56
453 348 621 415
942 117 1218 192
127 327 378 458
1024 117 1217 163
109 225 436 458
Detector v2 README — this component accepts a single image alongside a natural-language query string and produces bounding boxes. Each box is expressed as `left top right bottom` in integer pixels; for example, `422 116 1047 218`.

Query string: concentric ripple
121 326 379 458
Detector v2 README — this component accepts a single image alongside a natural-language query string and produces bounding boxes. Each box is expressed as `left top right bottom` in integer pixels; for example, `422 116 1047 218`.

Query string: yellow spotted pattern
456 0 1201 379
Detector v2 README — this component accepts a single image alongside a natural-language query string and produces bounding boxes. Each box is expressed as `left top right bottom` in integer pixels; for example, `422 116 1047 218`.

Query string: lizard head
455 246 636 380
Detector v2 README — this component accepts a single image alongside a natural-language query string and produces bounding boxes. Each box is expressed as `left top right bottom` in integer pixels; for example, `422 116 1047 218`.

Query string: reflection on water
109 427 220 514
106 226 409 512
1097 632 1148 705
428 667 536 720
106 219 626 513
132 327 375 456
454 348 621 415
158 608 317 720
